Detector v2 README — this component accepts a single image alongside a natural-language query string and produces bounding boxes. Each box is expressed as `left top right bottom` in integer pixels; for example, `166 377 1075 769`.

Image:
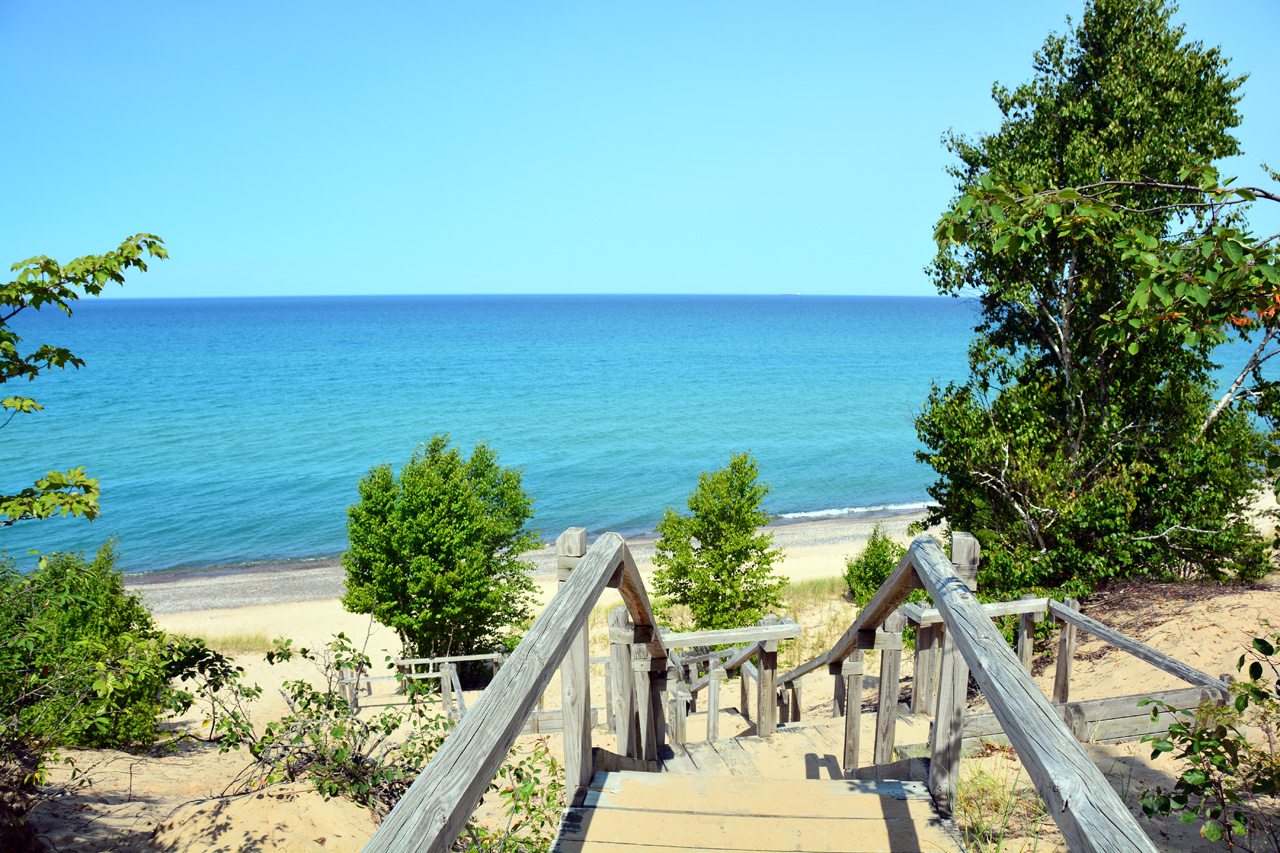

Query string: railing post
756 615 779 736
1053 597 1079 704
911 622 938 715
1017 593 1037 672
840 653 864 773
667 662 687 744
557 527 592 798
740 660 751 721
928 532 979 817
833 667 846 717
789 678 802 723
609 606 639 757
707 667 725 741
632 645 659 760
441 662 455 720
873 608 905 765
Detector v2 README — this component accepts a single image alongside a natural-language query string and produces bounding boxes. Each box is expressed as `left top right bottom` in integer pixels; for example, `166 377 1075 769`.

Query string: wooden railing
364 531 664 853
803 534 1196 853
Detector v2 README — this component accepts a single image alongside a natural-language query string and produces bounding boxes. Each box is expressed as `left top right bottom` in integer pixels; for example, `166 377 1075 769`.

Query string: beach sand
28 509 1280 852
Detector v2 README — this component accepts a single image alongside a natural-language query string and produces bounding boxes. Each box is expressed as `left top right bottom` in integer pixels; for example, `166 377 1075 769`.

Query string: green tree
916 0 1270 593
652 451 784 630
2 234 167 526
341 435 539 658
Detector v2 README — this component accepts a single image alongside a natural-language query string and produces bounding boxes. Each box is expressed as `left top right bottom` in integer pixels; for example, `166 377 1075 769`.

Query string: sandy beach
27 507 1280 853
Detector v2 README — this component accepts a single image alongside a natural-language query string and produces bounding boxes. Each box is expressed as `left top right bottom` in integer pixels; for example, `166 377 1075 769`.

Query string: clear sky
2 1 1276 298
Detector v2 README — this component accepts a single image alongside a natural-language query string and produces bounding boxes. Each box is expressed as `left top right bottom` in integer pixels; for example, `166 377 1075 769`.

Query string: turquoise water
1 295 980 572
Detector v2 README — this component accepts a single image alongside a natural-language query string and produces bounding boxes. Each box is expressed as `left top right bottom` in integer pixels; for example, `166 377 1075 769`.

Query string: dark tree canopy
917 0 1269 592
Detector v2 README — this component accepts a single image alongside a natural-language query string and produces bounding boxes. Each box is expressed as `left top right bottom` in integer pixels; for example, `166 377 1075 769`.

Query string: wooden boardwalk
556 725 964 853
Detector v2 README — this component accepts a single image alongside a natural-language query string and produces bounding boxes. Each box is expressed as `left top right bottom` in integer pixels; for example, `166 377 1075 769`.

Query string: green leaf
1223 240 1244 265
1203 823 1222 841
1253 637 1275 656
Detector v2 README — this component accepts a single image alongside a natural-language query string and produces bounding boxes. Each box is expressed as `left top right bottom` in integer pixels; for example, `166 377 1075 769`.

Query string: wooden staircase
558 724 965 852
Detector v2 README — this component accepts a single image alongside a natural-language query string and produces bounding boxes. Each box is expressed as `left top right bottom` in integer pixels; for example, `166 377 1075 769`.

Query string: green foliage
1140 629 1280 849
843 523 920 607
0 543 177 795
1 234 166 526
207 633 452 816
652 451 784 630
917 0 1271 594
342 434 539 659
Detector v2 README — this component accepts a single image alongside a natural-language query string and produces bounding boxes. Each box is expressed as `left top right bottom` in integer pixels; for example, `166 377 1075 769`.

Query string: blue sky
2 1 1276 297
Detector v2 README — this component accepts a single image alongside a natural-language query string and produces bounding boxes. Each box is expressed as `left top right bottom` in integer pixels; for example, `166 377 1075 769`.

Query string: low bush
0 544 175 773
1141 628 1280 850
843 522 923 607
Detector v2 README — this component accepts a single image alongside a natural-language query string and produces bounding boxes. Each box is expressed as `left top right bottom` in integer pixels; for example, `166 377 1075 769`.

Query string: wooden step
554 771 965 852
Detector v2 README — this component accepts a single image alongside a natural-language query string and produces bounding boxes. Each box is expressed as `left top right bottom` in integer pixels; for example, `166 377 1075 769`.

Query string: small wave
776 502 937 521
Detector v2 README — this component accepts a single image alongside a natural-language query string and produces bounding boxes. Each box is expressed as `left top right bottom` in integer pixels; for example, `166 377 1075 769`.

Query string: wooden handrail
1046 600 1227 692
902 596 1049 627
661 622 803 649
364 534 629 853
905 536 1158 853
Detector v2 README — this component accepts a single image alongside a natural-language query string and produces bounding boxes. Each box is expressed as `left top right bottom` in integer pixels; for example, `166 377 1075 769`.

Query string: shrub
342 435 538 659
0 543 173 764
843 522 917 607
1140 629 1280 849
652 451 784 630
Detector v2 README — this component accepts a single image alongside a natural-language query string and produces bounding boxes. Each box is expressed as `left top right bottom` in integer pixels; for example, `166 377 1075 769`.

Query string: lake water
0 294 986 573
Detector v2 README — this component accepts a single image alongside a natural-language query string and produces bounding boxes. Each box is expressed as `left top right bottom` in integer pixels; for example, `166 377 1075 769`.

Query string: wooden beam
661 622 803 649
903 597 1049 628
1053 597 1079 704
756 615 779 737
608 607 638 758
1047 600 1227 692
706 668 725 742
908 535 1159 853
873 609 904 765
911 623 939 715
841 654 865 774
364 533 626 853
1017 593 1037 672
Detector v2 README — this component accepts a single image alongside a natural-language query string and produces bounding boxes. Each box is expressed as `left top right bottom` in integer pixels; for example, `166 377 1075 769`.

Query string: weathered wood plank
853 756 929 783
902 596 1050 628
873 610 904 766
909 536 1159 853
689 641 760 694
911 623 939 715
709 738 760 776
561 617 593 795
706 667 724 742
1017 593 1037 672
615 544 667 661
660 622 803 649
1048 600 1227 692
756 616 779 737
590 747 659 775
1053 597 1079 704
961 686 1227 739
683 740 733 775
365 533 627 853
554 807 961 852
656 743 698 775
928 620 967 817
581 770 937 815
841 654 864 773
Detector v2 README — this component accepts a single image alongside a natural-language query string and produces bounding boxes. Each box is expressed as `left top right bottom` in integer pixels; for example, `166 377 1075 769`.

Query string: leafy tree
843 522 916 608
652 451 784 630
1 234 167 526
341 435 539 658
916 0 1270 593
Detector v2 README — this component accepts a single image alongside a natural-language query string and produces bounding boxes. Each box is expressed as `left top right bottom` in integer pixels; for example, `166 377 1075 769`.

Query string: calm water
1 295 981 573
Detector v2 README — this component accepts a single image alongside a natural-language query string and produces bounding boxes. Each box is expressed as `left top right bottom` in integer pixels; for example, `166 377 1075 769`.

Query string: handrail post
928 532 979 817
608 606 639 757
1017 593 1036 671
557 528 592 798
873 608 905 765
756 615 779 736
840 654 864 773
1053 597 1079 703
707 667 725 741
632 646 659 760
910 622 938 715
740 659 751 721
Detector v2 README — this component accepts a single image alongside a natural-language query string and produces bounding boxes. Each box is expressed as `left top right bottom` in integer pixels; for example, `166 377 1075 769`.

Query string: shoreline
127 506 932 615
